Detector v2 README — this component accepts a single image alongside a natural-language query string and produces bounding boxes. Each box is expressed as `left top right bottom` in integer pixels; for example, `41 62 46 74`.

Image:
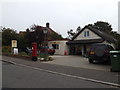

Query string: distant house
66 26 117 56
19 23 63 44
31 23 62 41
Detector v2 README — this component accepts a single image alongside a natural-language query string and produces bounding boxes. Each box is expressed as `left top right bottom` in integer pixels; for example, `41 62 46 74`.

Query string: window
52 44 59 49
87 31 89 37
84 31 89 37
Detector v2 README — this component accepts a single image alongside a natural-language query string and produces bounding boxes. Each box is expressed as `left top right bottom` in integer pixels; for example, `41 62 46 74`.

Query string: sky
0 0 119 37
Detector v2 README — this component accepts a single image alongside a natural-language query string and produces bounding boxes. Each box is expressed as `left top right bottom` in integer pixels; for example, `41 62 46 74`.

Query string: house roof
71 26 117 43
66 39 104 44
19 25 61 40
48 39 69 41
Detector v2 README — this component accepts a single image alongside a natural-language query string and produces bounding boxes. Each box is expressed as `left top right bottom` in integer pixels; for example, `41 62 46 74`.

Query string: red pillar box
32 43 38 61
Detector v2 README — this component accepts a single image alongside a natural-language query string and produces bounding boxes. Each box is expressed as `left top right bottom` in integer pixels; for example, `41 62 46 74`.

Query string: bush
38 53 53 61
39 53 49 61
2 46 11 53
18 52 28 56
48 57 54 61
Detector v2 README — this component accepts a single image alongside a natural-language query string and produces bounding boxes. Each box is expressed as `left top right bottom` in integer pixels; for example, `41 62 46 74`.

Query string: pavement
2 55 120 87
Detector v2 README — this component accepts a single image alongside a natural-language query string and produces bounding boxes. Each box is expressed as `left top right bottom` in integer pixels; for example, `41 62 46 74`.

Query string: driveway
42 55 111 71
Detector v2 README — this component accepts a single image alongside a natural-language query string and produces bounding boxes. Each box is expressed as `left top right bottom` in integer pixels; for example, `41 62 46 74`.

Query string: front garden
2 46 53 61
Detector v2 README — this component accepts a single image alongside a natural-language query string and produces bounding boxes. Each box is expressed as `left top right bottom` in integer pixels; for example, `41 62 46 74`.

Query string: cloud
1 0 119 37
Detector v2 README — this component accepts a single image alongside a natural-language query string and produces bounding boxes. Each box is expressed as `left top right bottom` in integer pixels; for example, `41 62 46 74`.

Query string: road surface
2 61 116 88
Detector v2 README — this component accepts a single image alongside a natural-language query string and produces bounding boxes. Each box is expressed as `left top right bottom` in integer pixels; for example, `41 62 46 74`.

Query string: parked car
39 46 55 55
47 47 55 55
88 43 115 64
19 47 31 55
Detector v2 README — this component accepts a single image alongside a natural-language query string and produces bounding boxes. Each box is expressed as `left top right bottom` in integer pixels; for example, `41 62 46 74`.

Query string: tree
2 27 18 46
24 28 32 47
30 25 45 45
67 26 81 39
93 21 112 34
67 29 75 39
88 21 120 49
76 26 81 33
29 24 64 44
110 31 120 50
17 34 27 49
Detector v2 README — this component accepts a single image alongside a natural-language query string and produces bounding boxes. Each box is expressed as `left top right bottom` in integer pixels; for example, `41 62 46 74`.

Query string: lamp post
43 27 48 46
43 27 48 60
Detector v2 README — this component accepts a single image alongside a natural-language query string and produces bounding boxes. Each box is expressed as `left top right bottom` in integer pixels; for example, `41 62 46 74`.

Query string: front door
69 46 76 55
83 45 86 56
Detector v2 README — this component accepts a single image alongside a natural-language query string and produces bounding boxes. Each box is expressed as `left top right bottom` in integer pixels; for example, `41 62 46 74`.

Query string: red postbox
32 43 38 61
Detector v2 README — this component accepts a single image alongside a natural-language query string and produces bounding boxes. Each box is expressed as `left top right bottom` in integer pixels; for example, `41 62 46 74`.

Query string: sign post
11 40 18 54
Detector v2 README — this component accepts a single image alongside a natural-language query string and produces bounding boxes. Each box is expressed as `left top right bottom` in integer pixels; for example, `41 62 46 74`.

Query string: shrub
2 46 11 53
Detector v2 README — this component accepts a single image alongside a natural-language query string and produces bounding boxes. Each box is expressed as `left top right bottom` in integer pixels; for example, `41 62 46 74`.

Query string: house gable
74 28 102 40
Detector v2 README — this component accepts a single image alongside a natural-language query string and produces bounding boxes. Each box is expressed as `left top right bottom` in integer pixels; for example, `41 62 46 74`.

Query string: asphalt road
2 55 119 85
2 61 115 88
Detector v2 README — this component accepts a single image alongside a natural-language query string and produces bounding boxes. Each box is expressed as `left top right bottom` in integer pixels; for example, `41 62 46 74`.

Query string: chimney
46 22 50 28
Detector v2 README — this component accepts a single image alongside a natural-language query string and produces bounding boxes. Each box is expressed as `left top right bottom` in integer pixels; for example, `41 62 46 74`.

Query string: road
2 56 119 88
2 61 115 88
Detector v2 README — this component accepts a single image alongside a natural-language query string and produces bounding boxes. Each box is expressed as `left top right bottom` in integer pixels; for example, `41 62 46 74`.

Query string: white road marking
1 59 120 88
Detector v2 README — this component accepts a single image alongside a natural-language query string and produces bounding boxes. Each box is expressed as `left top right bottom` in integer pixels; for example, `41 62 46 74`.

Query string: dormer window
84 31 89 37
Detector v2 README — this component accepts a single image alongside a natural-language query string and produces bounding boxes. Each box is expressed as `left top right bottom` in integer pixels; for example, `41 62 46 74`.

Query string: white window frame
84 31 89 37
52 44 59 49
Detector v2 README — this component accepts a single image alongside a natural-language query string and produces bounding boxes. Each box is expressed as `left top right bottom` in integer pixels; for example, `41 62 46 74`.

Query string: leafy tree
17 34 27 49
76 26 81 33
29 24 64 45
67 26 81 39
30 25 45 45
93 21 112 34
67 29 75 39
87 21 120 50
2 27 18 46
110 31 120 50
24 28 32 47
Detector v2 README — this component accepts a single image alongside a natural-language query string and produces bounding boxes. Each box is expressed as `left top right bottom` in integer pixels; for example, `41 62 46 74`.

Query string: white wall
48 40 69 55
74 28 102 40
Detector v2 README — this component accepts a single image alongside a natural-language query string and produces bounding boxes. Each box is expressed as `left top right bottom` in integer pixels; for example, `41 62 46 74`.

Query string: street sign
12 40 17 47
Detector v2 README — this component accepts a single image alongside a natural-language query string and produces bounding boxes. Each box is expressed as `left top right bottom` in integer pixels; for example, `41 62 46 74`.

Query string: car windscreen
90 44 108 50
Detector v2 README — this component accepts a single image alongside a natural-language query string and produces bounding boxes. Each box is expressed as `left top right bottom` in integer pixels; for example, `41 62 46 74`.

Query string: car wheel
106 57 111 65
107 60 111 65
89 59 93 63
49 53 54 55
110 68 113 72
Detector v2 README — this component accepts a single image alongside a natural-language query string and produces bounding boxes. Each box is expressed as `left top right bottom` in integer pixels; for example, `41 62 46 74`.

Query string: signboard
12 40 17 47
13 48 18 54
53 42 59 44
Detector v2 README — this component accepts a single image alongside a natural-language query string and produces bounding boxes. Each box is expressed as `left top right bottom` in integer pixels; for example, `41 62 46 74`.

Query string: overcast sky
1 0 119 37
